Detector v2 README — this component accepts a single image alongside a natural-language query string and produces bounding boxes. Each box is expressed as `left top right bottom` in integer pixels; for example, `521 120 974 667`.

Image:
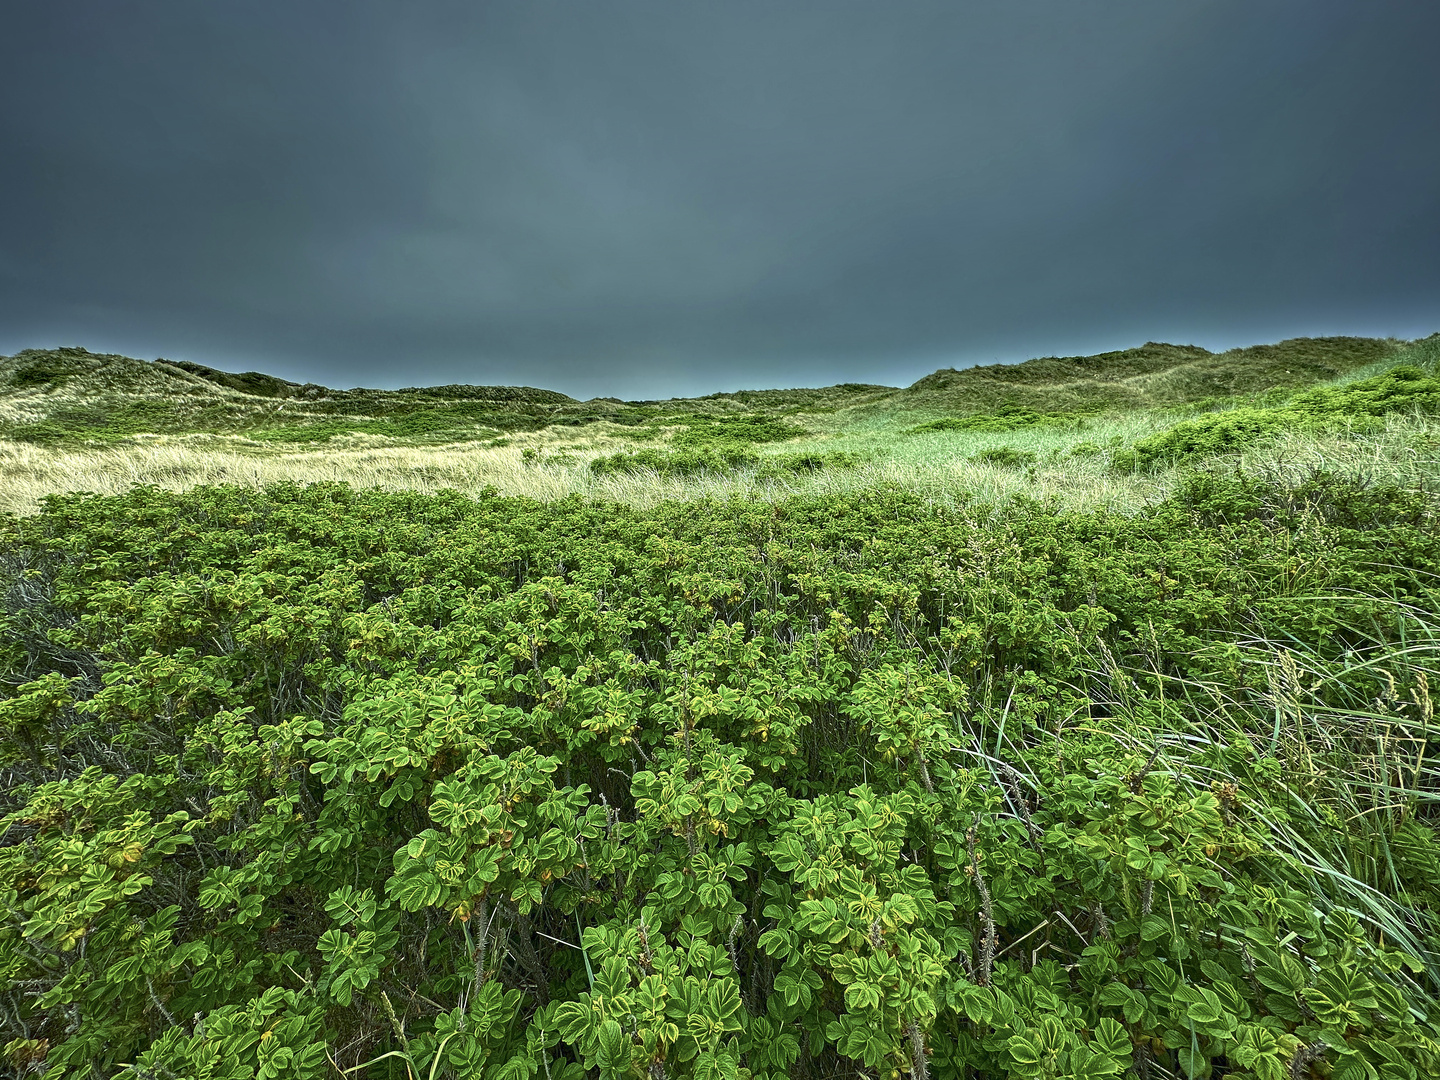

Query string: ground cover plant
1112 365 1440 473
2 461 1438 1079
6 334 1432 521
908 406 1083 435
589 445 764 478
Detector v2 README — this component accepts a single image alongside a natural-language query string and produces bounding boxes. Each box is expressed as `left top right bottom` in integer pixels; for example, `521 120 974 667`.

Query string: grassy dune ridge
0 334 1436 514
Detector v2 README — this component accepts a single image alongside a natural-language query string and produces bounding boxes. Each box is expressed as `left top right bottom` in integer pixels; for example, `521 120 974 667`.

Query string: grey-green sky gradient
2 1 1437 398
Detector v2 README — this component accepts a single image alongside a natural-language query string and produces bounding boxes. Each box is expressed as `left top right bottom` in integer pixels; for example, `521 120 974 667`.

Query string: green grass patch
590 444 859 480
11 361 69 388
756 450 863 478
1115 363 1440 472
586 413 806 476
971 445 1038 468
661 412 805 447
6 399 194 444
248 402 558 443
589 444 763 477
908 404 1081 434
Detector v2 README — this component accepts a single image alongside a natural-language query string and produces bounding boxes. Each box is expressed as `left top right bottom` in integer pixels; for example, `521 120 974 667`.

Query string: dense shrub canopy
2 475 1438 1079
1114 366 1440 472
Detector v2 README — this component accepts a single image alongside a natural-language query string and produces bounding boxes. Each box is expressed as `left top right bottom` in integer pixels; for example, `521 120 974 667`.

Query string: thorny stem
145 977 176 1029
906 1021 929 1080
1128 746 1162 793
1001 764 1041 841
1092 901 1111 941
965 825 996 987
914 749 934 794
1290 1040 1327 1079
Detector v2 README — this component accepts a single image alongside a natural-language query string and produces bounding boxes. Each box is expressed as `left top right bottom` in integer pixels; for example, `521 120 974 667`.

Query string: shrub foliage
1 475 1438 1079
1114 366 1440 472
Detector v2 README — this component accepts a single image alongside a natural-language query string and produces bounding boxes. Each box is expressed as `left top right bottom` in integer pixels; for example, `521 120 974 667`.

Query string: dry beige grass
0 432 1172 516
1 412 1434 518
0 438 559 515
1236 417 1440 489
4 336 1434 518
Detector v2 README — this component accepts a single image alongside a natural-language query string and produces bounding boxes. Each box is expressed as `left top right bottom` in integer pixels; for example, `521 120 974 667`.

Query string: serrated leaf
1092 1018 1130 1059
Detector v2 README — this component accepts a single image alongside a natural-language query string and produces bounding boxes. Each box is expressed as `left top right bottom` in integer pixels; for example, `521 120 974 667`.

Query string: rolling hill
0 335 1415 446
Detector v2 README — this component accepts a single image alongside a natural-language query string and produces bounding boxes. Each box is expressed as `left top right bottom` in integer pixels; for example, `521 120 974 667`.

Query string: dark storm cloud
2 1 1437 398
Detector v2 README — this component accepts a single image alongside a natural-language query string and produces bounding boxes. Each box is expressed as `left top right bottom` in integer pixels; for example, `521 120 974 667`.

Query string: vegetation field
2 335 1440 1079
2 335 1437 516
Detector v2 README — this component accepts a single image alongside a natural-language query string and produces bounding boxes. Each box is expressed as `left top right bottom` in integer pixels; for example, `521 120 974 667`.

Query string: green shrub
2 471 1438 1078
908 404 1088 435
590 445 761 476
6 399 193 444
11 362 67 388
589 414 803 477
910 408 1046 434
756 450 863 478
668 413 802 446
971 446 1037 468
249 406 508 443
1117 365 1440 471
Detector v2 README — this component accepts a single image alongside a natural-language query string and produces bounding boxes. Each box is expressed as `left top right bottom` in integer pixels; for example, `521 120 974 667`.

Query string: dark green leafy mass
1113 366 1440 472
2 473 1438 1079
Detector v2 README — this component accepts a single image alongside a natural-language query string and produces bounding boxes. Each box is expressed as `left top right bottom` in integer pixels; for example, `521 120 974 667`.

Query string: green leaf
1186 988 1225 1026
389 869 443 912
1007 1033 1044 1076
597 1019 627 1074
1091 1018 1130 1059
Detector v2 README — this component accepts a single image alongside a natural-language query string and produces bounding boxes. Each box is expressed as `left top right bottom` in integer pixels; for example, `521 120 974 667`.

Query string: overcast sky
2 1 1437 398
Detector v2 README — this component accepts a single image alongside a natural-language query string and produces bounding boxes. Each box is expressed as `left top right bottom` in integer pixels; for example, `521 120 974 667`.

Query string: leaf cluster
1114 364 1440 472
1 470 1438 1079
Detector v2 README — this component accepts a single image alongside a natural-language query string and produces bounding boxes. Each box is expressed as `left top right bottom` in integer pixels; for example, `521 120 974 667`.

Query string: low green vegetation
3 463 1439 1079
757 450 863 478
877 337 1406 427
0 347 598 446
249 402 556 445
590 445 765 477
663 414 805 447
589 448 864 480
1114 364 1440 473
2 333 1439 1079
1 336 1423 459
971 447 1038 469
5 399 196 445
908 406 1081 435
588 413 821 479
